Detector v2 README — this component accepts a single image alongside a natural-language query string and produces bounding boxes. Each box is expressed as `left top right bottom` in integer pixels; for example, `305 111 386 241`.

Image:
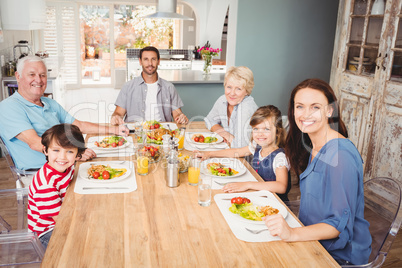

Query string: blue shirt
115 74 184 122
204 95 258 148
299 138 371 265
0 92 75 170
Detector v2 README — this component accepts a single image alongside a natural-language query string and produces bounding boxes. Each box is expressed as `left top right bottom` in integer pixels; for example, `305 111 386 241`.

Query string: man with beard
111 46 188 125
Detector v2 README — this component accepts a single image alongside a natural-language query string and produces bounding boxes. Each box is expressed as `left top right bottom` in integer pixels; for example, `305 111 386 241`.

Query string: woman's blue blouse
299 138 372 265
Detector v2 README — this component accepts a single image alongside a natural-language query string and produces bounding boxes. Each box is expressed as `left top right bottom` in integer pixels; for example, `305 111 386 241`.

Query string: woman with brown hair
264 79 371 265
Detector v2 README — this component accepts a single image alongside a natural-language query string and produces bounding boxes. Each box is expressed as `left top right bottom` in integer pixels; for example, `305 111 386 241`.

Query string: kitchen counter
129 69 225 84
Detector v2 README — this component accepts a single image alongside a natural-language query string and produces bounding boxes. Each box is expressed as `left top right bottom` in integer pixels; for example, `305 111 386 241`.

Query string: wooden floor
0 157 401 266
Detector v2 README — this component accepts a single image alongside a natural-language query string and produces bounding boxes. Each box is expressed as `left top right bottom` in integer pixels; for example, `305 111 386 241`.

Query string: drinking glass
177 127 186 150
198 176 212 207
188 158 200 186
136 149 149 176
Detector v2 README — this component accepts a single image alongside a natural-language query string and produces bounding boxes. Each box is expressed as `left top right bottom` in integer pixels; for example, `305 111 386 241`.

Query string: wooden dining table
41 122 339 267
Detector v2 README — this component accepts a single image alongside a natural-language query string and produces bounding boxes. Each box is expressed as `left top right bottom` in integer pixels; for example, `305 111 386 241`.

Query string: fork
245 227 269 234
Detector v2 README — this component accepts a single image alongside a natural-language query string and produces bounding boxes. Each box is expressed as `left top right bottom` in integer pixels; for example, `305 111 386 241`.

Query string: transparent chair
0 188 45 267
0 136 38 188
342 177 402 267
285 177 402 267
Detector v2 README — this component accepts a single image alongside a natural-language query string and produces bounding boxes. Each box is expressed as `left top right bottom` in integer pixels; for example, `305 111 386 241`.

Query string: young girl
27 124 86 250
196 105 291 201
264 79 371 265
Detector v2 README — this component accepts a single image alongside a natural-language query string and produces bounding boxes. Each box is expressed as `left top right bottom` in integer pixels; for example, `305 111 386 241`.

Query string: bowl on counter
348 60 374 73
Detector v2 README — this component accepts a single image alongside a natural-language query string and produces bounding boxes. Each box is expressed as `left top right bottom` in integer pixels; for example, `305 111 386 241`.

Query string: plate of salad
79 162 131 183
89 136 129 150
226 196 287 225
188 133 223 145
201 158 247 178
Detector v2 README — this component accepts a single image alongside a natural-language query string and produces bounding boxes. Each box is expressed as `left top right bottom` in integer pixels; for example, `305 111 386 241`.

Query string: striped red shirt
27 162 74 237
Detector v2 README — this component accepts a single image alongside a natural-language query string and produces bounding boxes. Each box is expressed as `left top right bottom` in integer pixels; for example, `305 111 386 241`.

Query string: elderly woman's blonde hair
224 66 255 95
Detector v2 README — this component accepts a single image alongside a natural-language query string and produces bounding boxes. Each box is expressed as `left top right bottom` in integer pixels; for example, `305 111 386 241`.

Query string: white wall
183 0 237 66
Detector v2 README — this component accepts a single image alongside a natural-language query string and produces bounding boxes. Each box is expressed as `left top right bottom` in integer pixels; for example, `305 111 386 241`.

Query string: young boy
27 123 86 250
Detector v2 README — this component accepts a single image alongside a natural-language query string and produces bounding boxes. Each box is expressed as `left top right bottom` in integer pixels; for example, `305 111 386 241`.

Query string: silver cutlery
245 227 269 234
82 187 129 190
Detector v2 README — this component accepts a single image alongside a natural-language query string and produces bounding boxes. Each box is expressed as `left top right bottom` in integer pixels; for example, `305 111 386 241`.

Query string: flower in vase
197 42 221 74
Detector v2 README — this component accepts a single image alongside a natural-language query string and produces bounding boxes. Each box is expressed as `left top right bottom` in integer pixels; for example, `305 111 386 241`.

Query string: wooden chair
0 188 45 267
0 136 37 188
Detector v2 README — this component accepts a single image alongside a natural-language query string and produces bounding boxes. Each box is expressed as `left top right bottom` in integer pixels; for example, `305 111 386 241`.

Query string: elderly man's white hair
16 55 47 74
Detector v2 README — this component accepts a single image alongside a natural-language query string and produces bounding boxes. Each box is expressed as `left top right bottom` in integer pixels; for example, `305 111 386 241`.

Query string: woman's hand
263 214 294 241
222 182 250 193
217 131 234 145
194 150 210 160
77 148 97 162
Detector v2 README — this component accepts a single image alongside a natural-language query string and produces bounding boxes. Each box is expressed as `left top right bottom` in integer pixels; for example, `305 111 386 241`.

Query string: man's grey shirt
115 74 184 122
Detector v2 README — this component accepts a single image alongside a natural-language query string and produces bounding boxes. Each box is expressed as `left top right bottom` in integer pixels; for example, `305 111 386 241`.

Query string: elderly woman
204 66 258 148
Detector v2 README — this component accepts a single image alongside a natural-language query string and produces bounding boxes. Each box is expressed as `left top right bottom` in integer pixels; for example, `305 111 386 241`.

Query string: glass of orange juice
136 149 149 175
188 158 201 186
177 127 186 150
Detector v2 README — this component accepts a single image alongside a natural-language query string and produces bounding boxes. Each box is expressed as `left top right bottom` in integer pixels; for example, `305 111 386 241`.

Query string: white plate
201 158 247 178
79 162 131 183
160 122 178 130
87 136 130 151
187 132 224 145
225 196 288 225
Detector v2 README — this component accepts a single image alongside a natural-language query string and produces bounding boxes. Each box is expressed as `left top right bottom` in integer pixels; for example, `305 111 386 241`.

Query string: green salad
229 203 265 221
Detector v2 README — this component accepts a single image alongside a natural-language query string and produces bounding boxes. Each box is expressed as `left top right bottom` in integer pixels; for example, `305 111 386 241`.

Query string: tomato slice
231 197 237 204
243 198 251 204
118 140 123 146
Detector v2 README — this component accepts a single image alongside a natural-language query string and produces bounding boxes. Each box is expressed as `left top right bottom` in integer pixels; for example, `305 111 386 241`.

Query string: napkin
87 136 136 157
74 161 137 194
214 190 302 242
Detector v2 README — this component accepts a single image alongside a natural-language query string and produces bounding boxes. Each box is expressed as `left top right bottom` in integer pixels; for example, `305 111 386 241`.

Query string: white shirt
145 82 162 121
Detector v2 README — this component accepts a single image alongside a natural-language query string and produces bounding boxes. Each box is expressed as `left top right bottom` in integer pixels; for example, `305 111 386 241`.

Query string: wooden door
331 0 402 183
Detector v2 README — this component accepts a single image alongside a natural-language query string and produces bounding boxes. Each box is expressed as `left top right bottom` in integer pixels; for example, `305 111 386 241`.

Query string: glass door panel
350 18 365 44
353 0 369 15
366 17 383 46
79 5 111 86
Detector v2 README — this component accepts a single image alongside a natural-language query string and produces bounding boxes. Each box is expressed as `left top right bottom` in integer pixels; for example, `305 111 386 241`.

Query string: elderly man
0 55 128 171
111 46 188 125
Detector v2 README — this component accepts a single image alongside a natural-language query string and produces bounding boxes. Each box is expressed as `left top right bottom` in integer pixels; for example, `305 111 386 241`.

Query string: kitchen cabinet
330 0 402 182
0 0 46 30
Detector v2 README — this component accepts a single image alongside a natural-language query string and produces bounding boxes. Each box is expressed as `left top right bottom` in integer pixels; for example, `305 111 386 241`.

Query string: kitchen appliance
13 40 32 62
142 0 193 20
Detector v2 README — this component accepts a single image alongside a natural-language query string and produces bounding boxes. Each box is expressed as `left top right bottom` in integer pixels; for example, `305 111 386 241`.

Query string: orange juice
188 166 200 185
178 135 185 150
137 156 149 175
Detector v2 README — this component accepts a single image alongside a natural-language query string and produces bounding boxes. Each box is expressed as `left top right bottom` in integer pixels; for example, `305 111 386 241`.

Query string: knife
82 187 129 190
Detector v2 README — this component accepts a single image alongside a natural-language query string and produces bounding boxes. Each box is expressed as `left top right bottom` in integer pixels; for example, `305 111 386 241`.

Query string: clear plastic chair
342 177 402 267
285 177 402 267
0 136 38 188
0 188 45 267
